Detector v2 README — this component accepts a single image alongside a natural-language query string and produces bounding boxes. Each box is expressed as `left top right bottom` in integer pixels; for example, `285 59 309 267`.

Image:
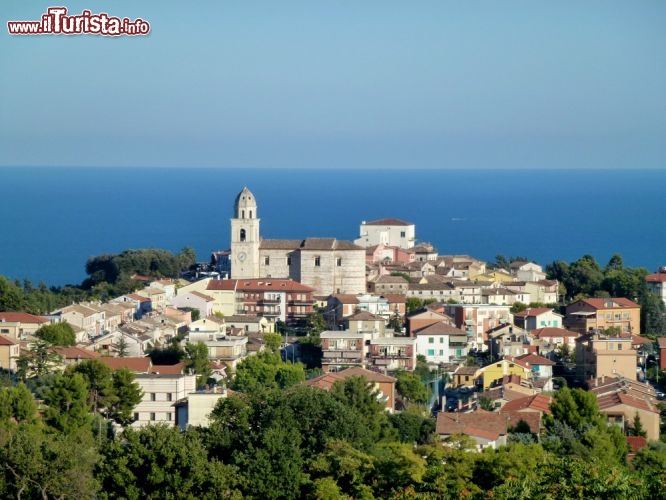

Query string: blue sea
1 167 665 287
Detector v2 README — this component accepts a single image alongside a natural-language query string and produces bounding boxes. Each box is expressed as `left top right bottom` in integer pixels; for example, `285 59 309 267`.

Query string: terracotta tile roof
330 294 360 304
436 409 508 440
345 311 384 322
482 288 516 296
454 366 480 376
381 294 406 303
531 327 579 339
207 279 314 293
646 273 666 283
631 335 652 345
98 356 151 373
364 218 413 226
502 411 542 434
150 362 186 375
514 353 555 367
305 367 396 390
513 308 555 318
127 294 151 303
579 298 640 310
500 394 552 414
597 391 658 414
52 347 100 359
0 312 48 324
259 239 302 250
0 335 19 346
414 322 467 336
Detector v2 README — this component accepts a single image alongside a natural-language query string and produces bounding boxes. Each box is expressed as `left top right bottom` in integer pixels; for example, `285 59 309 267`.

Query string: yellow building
479 359 531 390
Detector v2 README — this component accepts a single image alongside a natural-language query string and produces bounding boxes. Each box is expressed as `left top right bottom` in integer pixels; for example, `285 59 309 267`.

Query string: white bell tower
230 187 260 278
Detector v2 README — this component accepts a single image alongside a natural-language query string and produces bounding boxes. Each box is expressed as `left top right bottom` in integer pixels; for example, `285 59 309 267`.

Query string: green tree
35 322 76 346
71 360 116 414
116 336 129 357
44 372 93 434
232 352 305 392
629 411 647 437
16 340 62 380
395 371 429 405
184 342 212 387
263 333 283 353
107 368 143 426
307 311 328 335
97 425 241 500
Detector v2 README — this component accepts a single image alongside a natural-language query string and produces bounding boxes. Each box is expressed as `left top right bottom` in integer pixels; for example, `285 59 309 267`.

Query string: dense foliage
546 253 666 335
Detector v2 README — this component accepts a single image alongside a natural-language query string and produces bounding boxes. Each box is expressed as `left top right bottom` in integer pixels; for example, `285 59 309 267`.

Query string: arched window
241 210 245 219
240 229 246 241
249 210 253 218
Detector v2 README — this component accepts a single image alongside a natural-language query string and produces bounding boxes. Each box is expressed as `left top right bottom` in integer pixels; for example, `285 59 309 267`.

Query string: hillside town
2 186 666 497
1 187 664 442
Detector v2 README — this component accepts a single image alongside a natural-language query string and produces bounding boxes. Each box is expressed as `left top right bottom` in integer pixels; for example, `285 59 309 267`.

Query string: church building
230 187 366 297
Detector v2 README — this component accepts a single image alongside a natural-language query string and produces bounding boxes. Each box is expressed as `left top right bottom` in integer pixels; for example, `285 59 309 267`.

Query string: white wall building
355 218 416 249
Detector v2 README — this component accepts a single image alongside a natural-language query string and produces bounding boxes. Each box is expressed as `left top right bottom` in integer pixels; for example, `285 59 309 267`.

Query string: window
428 337 434 344
400 231 406 237
150 412 156 421
150 393 156 401
240 229 246 242
618 344 623 350
133 412 139 421
287 256 291 266
166 412 172 421
439 350 444 356
336 257 342 267
167 393 172 402
264 256 270 265
314 256 321 267
439 337 444 343
0 328 8 334
427 349 435 356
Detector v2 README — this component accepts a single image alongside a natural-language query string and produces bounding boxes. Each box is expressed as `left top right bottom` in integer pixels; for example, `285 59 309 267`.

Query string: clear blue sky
1 1 665 169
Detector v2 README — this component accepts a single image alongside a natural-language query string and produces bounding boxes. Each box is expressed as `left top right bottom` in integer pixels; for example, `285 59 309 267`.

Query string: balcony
259 297 281 304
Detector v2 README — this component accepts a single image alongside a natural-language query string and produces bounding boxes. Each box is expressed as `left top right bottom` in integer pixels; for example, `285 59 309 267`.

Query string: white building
355 218 416 249
229 187 366 296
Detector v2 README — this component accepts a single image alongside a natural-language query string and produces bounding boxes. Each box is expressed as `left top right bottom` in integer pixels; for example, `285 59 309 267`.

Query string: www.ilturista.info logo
7 7 150 36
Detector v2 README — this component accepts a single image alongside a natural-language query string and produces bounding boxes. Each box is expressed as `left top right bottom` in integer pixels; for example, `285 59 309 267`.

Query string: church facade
230 187 366 297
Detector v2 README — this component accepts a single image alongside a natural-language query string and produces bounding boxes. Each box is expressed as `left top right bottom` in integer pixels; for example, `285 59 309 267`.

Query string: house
529 327 579 358
512 353 555 391
367 275 410 295
136 287 167 313
452 365 482 388
444 304 512 351
150 279 177 302
575 331 638 382
176 386 229 429
171 291 216 319
51 346 101 368
479 359 532 390
54 304 105 340
0 335 20 371
565 298 641 335
320 330 368 373
594 386 660 441
513 308 563 331
98 356 197 428
406 309 453 335
355 218 416 250
487 324 530 359
305 367 397 412
645 268 666 307
223 315 271 334
364 245 412 265
408 243 438 262
112 293 152 318
509 261 546 282
0 311 48 340
368 336 417 372
436 409 509 451
206 278 315 328
413 322 469 364
342 311 386 336
481 287 520 306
